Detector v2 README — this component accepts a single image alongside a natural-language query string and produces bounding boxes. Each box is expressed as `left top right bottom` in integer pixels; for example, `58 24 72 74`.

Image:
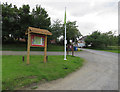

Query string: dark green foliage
85 31 118 48
118 34 120 46
2 3 51 42
48 20 81 45
48 19 63 44
2 3 81 45
18 4 32 39
2 3 20 42
31 5 51 29
65 21 81 44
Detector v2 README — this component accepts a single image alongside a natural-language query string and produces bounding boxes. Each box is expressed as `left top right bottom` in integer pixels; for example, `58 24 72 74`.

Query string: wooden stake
67 44 69 55
27 31 31 64
44 35 47 63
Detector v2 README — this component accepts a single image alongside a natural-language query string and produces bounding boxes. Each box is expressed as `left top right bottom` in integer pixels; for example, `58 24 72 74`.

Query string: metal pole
64 24 67 60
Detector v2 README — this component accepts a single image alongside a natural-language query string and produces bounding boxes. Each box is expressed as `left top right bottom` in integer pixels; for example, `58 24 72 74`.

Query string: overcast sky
2 0 119 36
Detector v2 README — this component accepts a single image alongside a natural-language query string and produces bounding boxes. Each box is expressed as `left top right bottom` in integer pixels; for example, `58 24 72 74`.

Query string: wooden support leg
27 32 30 64
44 35 47 63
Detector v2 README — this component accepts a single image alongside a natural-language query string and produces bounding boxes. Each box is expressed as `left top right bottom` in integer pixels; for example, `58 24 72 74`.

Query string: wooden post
67 44 69 55
44 35 47 63
27 31 31 64
72 45 74 56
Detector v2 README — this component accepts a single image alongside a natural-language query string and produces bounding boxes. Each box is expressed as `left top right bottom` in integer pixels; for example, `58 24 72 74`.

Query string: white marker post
64 7 67 60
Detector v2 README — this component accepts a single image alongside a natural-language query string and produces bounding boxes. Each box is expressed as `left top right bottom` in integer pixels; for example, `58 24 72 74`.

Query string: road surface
2 49 118 90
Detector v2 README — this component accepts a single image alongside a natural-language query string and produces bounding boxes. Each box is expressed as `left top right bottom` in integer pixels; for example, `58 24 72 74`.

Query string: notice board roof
26 27 52 35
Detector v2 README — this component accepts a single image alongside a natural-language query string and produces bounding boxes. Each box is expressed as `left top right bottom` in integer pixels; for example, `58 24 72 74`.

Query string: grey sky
2 0 118 36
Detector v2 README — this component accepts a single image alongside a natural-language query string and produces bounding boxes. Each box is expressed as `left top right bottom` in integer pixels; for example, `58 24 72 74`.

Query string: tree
2 3 51 42
64 21 81 44
18 4 32 40
85 31 118 48
2 3 20 42
49 20 81 45
31 5 51 29
50 19 63 42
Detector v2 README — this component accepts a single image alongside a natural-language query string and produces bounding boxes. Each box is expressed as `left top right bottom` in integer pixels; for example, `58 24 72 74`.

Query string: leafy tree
85 31 118 48
49 19 63 42
49 20 81 45
18 4 32 40
2 3 51 43
85 31 102 48
2 3 19 42
64 21 81 44
31 5 51 29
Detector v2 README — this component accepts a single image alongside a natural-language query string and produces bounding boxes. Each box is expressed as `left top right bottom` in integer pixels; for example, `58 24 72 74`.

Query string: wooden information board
25 27 52 64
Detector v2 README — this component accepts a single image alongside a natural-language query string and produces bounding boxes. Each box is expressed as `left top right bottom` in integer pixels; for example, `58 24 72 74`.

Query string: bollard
22 56 24 62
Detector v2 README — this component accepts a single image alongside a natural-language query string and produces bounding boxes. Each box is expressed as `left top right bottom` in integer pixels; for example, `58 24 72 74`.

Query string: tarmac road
2 49 119 90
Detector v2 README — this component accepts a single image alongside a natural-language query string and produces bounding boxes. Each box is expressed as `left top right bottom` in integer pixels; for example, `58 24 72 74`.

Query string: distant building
77 36 86 47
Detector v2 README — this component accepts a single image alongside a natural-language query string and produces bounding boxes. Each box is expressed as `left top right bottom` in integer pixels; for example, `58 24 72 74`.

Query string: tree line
2 3 119 47
85 31 120 48
2 3 81 44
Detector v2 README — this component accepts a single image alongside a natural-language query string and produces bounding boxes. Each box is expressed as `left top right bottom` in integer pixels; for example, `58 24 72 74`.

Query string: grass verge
2 55 84 90
97 49 120 53
86 46 120 53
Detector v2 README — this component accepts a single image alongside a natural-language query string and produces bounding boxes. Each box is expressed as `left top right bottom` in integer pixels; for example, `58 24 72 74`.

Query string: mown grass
98 49 120 53
100 46 120 53
2 55 84 90
87 46 120 53
2 43 64 51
